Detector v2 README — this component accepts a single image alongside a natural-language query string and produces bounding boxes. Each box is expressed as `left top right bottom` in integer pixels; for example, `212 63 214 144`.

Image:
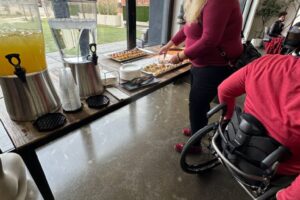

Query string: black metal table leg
19 149 55 200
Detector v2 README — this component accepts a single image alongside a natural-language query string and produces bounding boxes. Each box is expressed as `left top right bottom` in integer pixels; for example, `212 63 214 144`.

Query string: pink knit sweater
172 0 243 67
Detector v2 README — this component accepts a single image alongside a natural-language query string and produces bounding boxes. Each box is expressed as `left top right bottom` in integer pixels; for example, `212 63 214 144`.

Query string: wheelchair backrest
221 107 290 186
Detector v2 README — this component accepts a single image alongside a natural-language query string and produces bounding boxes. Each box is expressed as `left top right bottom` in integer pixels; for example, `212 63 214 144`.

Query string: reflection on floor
37 83 249 200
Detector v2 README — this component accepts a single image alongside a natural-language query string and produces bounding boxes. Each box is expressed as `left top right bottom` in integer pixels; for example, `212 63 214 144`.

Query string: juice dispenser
44 0 104 99
0 0 60 121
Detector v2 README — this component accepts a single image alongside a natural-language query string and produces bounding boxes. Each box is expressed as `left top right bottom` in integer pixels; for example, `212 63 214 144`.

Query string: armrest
207 103 227 119
261 146 290 170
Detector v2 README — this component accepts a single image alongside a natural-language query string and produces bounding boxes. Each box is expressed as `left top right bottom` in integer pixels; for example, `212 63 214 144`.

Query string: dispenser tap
89 43 98 65
5 54 27 83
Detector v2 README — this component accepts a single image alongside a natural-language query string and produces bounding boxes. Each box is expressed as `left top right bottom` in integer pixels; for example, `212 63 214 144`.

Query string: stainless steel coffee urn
44 0 104 99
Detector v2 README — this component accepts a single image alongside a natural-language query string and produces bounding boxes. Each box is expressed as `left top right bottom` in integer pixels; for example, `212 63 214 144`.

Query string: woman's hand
169 51 187 64
159 41 174 55
159 45 170 55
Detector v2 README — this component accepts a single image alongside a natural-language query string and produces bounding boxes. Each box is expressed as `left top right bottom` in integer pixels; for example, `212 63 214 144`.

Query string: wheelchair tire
180 123 221 174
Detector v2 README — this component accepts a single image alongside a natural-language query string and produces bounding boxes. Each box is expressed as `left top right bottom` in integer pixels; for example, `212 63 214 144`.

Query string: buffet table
0 46 190 200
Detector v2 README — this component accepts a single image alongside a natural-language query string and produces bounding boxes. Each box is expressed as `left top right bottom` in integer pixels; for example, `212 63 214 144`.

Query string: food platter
106 48 152 62
142 60 190 77
126 54 190 77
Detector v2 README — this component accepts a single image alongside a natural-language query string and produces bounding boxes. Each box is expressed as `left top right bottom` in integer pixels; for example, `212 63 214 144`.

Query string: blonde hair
184 0 207 23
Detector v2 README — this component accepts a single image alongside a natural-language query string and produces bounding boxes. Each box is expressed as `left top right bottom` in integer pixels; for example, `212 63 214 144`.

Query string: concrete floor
36 83 249 200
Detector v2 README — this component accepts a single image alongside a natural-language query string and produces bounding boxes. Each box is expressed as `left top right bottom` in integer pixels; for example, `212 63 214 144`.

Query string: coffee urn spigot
89 43 98 65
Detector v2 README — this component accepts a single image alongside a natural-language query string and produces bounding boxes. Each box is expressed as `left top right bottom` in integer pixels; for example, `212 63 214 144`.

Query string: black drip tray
86 95 110 109
33 113 66 132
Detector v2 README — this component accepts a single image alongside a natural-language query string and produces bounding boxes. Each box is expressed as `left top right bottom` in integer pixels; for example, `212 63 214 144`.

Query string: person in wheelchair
217 25 300 200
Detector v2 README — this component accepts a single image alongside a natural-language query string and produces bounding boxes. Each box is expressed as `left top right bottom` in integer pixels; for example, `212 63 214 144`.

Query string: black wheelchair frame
180 104 294 200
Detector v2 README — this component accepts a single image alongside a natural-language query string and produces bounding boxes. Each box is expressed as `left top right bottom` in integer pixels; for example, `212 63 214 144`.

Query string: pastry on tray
142 60 189 76
109 48 148 62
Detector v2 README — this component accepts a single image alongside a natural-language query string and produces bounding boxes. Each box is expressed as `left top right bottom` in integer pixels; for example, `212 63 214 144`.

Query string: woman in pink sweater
159 0 243 153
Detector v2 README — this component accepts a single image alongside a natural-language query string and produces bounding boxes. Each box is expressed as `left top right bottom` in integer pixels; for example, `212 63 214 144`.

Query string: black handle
5 53 26 83
5 53 21 67
261 146 291 170
89 43 98 65
207 103 227 119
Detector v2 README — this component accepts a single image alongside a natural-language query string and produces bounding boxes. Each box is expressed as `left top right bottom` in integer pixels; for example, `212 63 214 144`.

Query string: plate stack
119 64 141 81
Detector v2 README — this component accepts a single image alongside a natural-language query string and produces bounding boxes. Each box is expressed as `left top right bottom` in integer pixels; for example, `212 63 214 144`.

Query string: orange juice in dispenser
0 0 60 121
0 31 46 76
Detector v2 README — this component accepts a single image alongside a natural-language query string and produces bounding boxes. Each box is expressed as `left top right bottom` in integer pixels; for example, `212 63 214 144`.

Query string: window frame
126 0 175 49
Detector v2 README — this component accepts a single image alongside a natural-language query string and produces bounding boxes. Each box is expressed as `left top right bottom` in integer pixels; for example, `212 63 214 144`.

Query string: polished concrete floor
36 83 249 200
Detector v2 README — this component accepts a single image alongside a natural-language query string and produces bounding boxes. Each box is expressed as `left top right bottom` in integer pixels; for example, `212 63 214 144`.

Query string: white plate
119 64 142 80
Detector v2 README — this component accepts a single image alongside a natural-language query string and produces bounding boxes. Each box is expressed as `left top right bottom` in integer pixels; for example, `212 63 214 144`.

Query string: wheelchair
180 104 295 200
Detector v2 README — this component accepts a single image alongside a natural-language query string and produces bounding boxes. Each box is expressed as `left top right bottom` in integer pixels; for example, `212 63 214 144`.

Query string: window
241 0 254 30
239 0 247 13
42 0 173 54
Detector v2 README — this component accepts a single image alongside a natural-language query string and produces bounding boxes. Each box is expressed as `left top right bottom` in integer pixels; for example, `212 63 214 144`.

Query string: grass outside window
42 20 141 53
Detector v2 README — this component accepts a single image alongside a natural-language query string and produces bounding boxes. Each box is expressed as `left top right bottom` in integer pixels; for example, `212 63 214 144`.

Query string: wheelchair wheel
180 122 221 174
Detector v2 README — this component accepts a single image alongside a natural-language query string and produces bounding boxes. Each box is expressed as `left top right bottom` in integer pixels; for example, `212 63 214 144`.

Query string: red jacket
264 37 284 54
218 54 300 200
171 0 243 67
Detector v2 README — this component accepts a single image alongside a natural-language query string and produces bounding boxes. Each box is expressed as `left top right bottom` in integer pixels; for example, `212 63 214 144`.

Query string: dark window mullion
242 0 254 32
126 0 136 50
161 0 174 44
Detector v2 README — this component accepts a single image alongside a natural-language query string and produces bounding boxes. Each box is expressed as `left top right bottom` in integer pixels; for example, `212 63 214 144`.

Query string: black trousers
189 66 233 136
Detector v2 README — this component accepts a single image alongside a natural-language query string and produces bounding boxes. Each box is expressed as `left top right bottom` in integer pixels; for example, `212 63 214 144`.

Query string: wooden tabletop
0 46 190 152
